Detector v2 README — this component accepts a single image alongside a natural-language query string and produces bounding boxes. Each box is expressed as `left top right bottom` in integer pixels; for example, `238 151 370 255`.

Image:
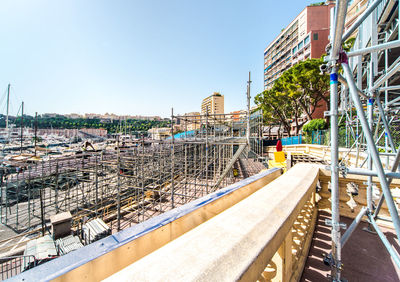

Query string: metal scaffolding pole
0 105 265 250
328 1 347 279
343 63 400 239
325 1 400 278
247 71 251 146
171 108 175 208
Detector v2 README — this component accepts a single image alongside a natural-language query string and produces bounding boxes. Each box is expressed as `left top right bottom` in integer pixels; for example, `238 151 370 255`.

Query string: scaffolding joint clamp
323 253 344 271
324 165 342 173
339 165 348 178
324 110 334 117
325 219 347 230
324 110 343 117
327 274 347 282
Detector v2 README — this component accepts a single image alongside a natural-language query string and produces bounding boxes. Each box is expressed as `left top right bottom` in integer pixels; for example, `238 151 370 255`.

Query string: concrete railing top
105 163 319 281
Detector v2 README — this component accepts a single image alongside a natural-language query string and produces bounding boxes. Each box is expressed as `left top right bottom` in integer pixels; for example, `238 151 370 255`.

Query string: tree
255 58 329 135
254 88 293 137
281 58 329 119
302 118 327 134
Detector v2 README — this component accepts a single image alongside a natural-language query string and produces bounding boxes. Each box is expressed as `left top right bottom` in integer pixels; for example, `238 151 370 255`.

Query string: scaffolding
0 108 265 236
326 0 400 280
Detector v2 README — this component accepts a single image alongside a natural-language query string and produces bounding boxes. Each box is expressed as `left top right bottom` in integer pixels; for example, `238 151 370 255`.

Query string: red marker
276 140 282 152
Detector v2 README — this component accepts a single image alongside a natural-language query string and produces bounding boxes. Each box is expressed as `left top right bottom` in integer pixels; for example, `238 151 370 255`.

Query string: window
313 33 319 40
292 46 298 54
304 35 310 45
298 41 304 50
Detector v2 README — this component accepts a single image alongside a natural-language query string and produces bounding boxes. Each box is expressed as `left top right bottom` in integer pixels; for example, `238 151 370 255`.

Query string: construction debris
82 218 111 244
55 235 84 255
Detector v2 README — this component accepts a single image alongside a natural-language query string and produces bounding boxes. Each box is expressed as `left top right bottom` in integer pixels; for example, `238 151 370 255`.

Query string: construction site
4 0 400 281
0 106 265 259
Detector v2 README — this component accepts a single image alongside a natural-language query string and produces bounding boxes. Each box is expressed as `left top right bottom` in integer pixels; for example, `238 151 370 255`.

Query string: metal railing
0 255 36 280
281 134 302 145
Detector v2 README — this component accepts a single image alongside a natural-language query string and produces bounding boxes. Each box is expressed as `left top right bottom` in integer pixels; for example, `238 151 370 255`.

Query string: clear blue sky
0 0 319 118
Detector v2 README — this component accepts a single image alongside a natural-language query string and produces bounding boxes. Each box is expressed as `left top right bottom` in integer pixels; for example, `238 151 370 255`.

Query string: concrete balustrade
265 144 379 168
104 163 319 281
259 191 317 282
267 143 400 170
266 144 400 224
318 169 400 223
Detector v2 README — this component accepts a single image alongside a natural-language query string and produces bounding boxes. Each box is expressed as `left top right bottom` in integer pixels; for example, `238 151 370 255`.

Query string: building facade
178 112 201 131
263 2 334 89
227 110 247 122
345 0 368 29
201 92 224 115
148 127 171 140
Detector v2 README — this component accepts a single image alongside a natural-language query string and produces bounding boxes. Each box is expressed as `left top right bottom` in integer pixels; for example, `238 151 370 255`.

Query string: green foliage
0 114 170 134
255 88 292 135
302 118 327 133
342 37 356 52
309 2 325 6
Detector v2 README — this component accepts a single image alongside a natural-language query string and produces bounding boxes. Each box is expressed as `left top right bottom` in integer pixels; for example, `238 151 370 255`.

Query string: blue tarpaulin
281 135 302 145
167 130 196 140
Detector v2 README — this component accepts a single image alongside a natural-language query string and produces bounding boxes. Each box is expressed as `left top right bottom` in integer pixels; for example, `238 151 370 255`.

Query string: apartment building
346 0 368 29
227 110 247 122
263 2 335 89
201 92 224 115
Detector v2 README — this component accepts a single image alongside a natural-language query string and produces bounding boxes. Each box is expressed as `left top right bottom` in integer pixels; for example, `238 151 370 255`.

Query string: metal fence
281 135 302 145
302 120 400 150
0 255 37 280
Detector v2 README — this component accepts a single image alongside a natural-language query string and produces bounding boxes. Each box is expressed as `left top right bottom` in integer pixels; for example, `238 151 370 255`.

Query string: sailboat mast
124 117 127 136
34 112 38 156
6 84 10 133
20 101 24 154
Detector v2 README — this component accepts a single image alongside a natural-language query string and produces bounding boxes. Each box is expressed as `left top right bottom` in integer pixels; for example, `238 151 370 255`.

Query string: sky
0 0 320 118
